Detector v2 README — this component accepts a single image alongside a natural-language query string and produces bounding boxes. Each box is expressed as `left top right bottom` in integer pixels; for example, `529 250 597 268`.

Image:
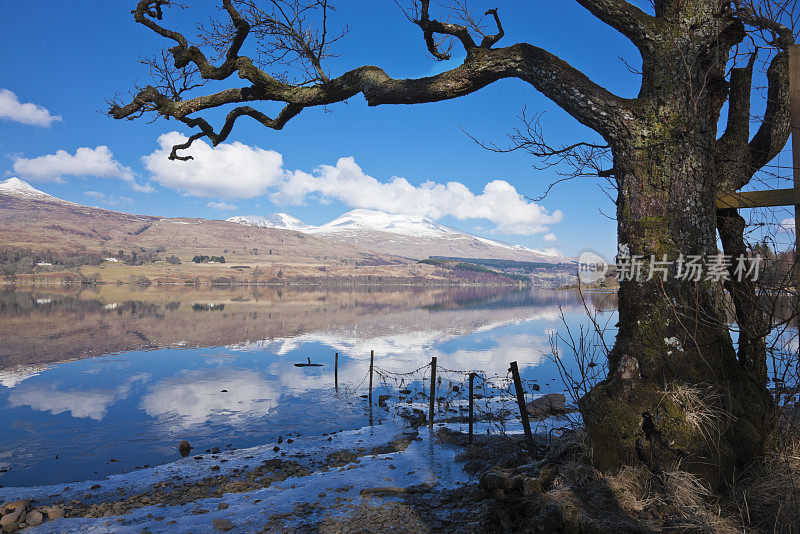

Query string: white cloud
207 201 238 211
0 89 61 127
780 217 795 231
543 233 558 242
144 132 563 235
274 157 563 234
140 369 279 429
8 374 148 421
12 146 153 192
142 131 284 199
9 386 117 420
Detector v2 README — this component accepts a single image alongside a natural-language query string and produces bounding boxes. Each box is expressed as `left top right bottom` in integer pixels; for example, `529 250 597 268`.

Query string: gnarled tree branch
479 8 504 49
749 49 792 170
112 1 633 159
413 0 477 60
576 0 656 52
716 51 757 186
169 103 303 160
132 0 249 80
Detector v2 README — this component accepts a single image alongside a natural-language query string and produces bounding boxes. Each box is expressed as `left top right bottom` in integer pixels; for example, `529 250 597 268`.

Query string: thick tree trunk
580 147 774 486
580 146 773 485
579 1 774 487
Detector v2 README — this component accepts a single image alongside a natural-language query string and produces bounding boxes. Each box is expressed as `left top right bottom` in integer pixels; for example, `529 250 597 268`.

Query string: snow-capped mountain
0 179 565 264
226 213 312 232
0 177 66 203
229 208 565 263
309 209 461 238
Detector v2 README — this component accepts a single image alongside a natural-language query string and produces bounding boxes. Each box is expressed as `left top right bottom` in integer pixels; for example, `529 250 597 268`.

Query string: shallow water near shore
0 286 617 488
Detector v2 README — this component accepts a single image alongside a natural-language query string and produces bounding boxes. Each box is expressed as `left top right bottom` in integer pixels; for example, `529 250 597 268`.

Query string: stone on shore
48 507 65 520
24 511 42 527
525 393 567 418
1 505 26 532
0 502 29 516
213 517 235 531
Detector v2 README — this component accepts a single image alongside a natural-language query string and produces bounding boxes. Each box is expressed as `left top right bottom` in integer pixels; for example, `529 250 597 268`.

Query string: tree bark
579 1 774 487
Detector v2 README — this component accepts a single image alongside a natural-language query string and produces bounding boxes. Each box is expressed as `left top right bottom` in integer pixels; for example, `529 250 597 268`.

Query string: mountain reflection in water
0 286 616 370
0 286 617 486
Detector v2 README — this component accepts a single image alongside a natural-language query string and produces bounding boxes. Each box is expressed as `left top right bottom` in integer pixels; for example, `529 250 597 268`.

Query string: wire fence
332 352 575 452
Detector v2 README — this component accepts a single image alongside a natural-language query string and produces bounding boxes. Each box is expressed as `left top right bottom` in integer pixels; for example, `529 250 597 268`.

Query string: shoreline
0 397 540 533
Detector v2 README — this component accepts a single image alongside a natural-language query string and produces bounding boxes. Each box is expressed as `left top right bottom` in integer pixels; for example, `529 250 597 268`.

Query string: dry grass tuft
549 457 741 533
737 434 800 532
664 384 727 447
605 465 655 513
663 469 713 510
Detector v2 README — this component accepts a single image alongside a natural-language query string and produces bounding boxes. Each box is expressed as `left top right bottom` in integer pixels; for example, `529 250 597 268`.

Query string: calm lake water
0 286 616 487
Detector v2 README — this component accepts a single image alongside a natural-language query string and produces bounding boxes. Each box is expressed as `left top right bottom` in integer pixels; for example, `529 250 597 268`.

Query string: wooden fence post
789 44 800 301
334 352 338 391
468 372 474 446
509 361 535 453
428 356 437 427
368 350 374 405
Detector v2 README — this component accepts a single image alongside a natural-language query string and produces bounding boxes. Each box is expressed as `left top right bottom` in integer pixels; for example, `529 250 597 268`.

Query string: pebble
43 507 65 520
217 503 229 510
212 517 235 531
0 509 23 528
1 501 29 515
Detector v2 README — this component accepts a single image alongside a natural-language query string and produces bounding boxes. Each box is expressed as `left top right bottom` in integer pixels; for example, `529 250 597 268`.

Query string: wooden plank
791 44 800 190
716 188 800 209
790 45 800 296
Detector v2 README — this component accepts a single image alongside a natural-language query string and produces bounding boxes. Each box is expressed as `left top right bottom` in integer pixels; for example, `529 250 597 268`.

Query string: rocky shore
0 411 507 532
4 416 769 533
0 500 63 532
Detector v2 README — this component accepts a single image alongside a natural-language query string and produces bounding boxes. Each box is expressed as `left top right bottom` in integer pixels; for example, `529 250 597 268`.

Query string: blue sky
3 1 784 258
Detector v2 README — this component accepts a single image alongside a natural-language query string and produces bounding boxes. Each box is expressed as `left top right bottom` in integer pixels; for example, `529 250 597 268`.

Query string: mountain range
227 209 562 263
0 178 365 266
0 178 567 265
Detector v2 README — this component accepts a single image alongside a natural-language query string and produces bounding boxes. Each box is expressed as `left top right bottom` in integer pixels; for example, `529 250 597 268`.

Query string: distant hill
0 179 574 287
0 178 369 266
229 208 567 263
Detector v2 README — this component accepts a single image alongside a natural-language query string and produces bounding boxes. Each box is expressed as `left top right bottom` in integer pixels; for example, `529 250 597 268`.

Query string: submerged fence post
428 356 437 427
510 361 535 453
334 352 338 391
368 350 374 405
468 372 474 446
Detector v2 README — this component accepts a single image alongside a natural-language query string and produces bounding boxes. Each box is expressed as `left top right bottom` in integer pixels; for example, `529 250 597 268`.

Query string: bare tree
110 0 795 486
